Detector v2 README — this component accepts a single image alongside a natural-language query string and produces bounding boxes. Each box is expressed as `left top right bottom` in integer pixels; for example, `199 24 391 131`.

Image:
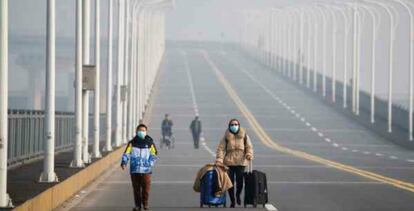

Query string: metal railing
7 110 105 166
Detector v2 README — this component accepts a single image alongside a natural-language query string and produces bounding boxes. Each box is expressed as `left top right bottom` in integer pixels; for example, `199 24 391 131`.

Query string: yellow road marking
202 50 414 193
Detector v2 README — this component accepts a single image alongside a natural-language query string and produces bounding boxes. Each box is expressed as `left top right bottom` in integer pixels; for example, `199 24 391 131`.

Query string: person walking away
161 113 173 140
121 124 158 211
215 119 253 208
190 115 202 149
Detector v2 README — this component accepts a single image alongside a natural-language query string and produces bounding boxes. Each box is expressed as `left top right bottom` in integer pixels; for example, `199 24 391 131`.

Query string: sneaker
132 207 141 211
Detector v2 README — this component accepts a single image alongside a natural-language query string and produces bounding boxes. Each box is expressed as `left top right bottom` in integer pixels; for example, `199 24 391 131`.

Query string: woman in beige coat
216 119 253 208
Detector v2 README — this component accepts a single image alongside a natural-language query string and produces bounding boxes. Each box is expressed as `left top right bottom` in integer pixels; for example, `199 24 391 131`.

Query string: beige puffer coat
216 127 253 167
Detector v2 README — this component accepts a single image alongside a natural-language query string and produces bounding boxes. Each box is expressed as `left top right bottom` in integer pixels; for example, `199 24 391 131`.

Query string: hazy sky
165 0 306 41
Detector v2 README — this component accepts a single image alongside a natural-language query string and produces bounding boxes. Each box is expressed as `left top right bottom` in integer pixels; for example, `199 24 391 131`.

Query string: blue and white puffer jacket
121 135 158 174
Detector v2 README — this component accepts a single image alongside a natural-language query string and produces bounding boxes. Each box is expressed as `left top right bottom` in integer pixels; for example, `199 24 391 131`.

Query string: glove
245 154 253 161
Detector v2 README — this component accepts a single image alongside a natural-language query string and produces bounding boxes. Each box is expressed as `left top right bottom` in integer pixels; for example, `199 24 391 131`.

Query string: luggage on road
244 161 268 208
200 170 227 208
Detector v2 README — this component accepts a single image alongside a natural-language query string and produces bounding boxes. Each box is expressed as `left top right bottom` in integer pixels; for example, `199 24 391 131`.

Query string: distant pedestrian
215 119 254 208
121 124 158 211
190 116 202 149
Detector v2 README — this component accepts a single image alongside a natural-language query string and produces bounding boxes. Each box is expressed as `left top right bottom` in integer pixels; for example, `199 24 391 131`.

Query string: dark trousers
130 173 151 208
227 166 245 203
192 133 200 149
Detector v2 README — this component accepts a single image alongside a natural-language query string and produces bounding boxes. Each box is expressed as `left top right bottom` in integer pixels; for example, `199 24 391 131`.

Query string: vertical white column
409 9 414 140
115 0 124 147
299 9 304 85
92 0 102 158
352 3 358 113
0 0 12 207
313 9 319 92
321 8 327 97
388 15 395 133
104 0 113 152
370 9 378 123
71 0 85 168
40 0 59 182
331 9 337 103
343 11 349 109
82 0 91 164
124 0 133 141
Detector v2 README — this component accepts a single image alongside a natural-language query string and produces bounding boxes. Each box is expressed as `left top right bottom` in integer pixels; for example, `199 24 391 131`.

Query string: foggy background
7 0 412 112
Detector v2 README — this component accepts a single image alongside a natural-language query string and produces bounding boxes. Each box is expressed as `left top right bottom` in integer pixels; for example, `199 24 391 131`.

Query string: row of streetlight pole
0 0 173 208
241 0 414 143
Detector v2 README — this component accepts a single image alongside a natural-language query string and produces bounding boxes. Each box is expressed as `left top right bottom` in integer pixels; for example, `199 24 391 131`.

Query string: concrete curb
13 146 124 211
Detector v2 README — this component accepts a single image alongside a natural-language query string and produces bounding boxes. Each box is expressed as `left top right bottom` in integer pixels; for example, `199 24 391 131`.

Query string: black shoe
236 195 241 205
230 202 235 208
132 207 141 211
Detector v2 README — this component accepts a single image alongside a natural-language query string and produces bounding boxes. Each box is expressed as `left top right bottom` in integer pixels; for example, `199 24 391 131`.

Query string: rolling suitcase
200 170 227 208
244 161 268 208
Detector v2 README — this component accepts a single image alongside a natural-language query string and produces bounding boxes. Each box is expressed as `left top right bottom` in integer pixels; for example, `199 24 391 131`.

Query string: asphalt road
65 44 414 211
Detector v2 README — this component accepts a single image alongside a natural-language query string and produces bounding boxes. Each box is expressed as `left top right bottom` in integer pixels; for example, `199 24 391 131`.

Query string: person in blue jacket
121 124 158 211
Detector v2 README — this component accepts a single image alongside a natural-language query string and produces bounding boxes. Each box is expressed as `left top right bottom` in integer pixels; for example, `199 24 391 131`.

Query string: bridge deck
61 45 414 211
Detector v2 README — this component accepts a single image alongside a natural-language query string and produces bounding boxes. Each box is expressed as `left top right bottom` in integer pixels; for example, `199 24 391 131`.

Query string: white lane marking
364 151 371 155
342 147 348 151
183 50 216 157
375 153 383 157
325 138 332 143
389 156 398 160
223 53 406 165
406 159 414 163
301 118 306 122
352 149 359 153
266 204 279 211
105 180 383 185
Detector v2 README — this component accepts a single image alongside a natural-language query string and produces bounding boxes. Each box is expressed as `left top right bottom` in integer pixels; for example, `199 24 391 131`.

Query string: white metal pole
125 0 132 141
115 0 124 147
40 0 59 183
92 0 102 158
71 0 85 168
391 0 414 140
388 12 396 133
299 8 305 85
352 2 358 113
359 5 379 123
306 10 313 88
104 0 113 152
122 0 129 144
407 2 414 140
343 8 350 109
313 8 319 92
320 7 328 97
82 0 91 164
327 7 337 102
356 6 362 116
0 0 12 207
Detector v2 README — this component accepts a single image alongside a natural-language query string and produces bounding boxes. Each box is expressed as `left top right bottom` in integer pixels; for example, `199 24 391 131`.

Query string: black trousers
192 133 200 149
227 166 245 202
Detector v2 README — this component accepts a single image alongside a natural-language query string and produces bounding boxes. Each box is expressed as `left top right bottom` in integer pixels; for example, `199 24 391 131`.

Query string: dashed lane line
203 50 414 194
